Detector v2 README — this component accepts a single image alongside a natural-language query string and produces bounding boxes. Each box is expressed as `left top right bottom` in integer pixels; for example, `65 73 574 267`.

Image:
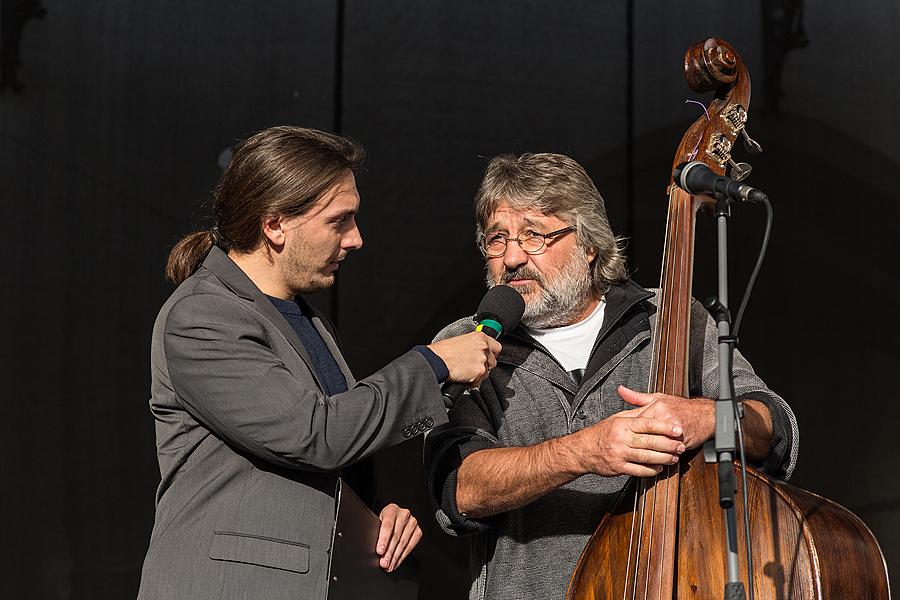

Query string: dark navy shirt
264 295 448 394
265 295 349 396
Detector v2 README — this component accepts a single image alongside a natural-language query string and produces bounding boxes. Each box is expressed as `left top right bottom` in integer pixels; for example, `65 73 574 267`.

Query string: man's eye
521 230 540 240
487 234 507 244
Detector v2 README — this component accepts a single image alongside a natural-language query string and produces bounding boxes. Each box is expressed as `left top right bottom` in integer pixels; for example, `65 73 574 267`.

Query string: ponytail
164 126 364 285
165 230 217 284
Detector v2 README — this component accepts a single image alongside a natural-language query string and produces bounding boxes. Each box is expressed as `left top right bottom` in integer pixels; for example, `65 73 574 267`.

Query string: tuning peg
727 159 753 181
740 129 762 155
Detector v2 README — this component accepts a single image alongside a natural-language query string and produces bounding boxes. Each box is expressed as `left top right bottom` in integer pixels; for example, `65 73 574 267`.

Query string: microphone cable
730 193 774 600
733 194 774 338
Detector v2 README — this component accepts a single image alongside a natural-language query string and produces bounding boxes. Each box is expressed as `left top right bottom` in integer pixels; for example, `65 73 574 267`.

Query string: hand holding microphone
428 332 501 388
428 285 526 407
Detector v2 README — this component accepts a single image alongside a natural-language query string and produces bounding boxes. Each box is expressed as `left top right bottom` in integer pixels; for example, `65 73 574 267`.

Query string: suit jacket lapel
298 297 357 388
201 247 328 393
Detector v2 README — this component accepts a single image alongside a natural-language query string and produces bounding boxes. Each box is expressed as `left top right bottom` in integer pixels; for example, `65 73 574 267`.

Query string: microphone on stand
440 285 525 407
673 161 768 204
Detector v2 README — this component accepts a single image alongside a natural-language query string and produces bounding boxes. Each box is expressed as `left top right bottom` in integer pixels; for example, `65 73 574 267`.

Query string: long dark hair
165 126 365 284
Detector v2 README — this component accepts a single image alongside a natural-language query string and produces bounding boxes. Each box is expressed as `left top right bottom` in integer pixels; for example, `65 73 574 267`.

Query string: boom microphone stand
703 192 747 600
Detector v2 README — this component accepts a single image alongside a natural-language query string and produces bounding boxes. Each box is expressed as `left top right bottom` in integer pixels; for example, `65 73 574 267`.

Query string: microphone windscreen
475 285 526 333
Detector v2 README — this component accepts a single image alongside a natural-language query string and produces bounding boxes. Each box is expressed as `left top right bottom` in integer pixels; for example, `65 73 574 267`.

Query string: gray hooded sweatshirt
424 280 798 600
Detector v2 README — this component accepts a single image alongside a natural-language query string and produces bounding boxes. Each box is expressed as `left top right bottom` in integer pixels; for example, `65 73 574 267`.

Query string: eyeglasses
479 226 575 258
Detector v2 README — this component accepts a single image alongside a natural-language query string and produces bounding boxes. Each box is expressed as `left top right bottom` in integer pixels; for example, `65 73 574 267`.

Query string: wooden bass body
568 451 891 599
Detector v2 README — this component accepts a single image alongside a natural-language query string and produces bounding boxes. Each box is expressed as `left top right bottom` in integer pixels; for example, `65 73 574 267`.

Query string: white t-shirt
525 299 606 371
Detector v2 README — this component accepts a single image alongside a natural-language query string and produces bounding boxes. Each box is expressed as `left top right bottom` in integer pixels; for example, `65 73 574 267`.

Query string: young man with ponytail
138 126 500 600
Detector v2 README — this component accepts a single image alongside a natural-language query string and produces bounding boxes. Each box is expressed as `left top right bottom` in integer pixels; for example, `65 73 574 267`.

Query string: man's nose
502 241 528 269
344 224 363 250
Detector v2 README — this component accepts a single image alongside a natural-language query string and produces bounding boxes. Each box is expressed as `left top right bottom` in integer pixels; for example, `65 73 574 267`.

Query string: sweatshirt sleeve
689 299 799 479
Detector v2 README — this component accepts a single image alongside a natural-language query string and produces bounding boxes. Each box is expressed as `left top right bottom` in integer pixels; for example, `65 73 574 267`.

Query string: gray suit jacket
138 247 448 600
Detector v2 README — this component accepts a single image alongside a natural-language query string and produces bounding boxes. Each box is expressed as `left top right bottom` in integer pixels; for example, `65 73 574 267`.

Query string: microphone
673 161 768 204
440 285 526 407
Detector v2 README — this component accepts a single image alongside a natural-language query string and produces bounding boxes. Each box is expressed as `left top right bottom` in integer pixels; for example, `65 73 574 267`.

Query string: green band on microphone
476 319 503 334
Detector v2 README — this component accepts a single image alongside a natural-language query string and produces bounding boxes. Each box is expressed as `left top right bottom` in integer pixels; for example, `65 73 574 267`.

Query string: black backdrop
2 1 898 598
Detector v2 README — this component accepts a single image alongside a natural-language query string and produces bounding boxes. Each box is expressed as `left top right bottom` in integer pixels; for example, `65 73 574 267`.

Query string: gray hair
474 153 628 294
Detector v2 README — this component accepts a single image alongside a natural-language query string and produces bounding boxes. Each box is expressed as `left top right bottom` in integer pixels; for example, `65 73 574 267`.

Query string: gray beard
485 249 595 329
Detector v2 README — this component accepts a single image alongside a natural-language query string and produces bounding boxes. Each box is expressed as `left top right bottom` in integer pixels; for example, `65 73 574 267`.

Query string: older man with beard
423 153 799 600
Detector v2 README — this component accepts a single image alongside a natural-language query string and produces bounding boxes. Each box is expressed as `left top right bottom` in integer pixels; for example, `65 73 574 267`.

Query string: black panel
340 1 628 377
1 1 898 598
0 2 337 597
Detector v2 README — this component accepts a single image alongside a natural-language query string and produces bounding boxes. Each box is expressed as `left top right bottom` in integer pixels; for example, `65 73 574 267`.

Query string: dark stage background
2 1 898 598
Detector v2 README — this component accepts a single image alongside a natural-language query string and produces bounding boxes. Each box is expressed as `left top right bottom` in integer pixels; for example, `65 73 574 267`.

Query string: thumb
618 385 654 408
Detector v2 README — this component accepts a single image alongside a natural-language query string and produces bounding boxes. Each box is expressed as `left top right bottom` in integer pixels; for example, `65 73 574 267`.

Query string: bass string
655 196 688 599
661 197 693 599
628 186 670 599
652 195 691 600
645 198 677 600
629 190 689 600
624 476 641 600
652 202 675 600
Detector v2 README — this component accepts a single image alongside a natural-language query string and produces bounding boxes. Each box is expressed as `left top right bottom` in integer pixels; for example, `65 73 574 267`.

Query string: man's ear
586 246 598 265
261 214 286 247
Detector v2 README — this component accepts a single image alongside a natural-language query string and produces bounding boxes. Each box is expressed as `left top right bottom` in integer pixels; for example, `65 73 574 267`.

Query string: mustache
498 266 544 286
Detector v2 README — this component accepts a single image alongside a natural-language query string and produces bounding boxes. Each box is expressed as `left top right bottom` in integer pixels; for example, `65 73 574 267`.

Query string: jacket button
415 422 426 433
424 417 434 427
402 426 412 437
575 410 587 420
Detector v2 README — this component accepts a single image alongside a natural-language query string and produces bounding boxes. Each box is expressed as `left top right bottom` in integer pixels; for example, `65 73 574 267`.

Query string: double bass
567 39 890 599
